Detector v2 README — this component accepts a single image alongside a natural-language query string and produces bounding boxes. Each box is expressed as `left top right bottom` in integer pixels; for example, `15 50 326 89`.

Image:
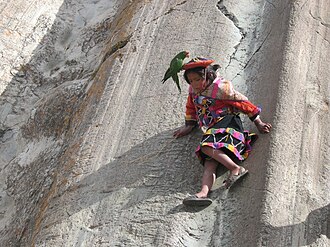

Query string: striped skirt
196 115 257 164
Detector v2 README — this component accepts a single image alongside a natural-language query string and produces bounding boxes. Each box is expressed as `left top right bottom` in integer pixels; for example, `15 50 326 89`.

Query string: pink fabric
211 78 221 98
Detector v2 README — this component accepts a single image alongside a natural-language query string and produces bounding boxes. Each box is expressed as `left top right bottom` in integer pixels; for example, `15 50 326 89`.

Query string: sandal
182 195 213 206
224 167 249 189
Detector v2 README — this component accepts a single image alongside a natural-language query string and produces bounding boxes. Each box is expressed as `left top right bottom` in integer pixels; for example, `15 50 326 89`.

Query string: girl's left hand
255 119 272 134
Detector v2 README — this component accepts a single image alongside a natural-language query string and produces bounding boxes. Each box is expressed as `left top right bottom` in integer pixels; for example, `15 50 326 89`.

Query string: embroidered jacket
185 77 260 128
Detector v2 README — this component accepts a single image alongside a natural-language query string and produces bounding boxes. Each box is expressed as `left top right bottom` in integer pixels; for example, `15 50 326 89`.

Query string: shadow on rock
43 128 206 226
263 203 329 245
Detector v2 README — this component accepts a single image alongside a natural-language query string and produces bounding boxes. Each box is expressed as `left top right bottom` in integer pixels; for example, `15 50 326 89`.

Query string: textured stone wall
0 0 329 246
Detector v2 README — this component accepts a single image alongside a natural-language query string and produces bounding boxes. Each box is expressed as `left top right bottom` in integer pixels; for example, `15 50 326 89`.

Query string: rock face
0 0 329 246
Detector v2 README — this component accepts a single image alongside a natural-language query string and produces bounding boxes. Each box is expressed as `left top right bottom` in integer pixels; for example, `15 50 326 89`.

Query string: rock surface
0 0 329 246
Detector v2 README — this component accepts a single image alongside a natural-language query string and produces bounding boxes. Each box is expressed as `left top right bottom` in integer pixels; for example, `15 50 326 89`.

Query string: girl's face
187 72 205 93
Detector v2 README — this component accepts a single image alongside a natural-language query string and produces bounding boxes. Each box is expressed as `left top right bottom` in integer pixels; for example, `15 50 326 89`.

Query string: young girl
173 57 272 206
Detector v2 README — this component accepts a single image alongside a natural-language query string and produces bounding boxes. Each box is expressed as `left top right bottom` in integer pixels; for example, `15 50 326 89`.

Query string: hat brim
182 59 214 70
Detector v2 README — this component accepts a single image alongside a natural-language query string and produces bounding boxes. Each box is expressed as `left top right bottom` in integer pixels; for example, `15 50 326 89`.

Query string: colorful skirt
196 115 257 164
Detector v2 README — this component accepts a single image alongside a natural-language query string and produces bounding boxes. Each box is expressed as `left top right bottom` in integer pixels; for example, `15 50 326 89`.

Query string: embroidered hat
182 57 215 70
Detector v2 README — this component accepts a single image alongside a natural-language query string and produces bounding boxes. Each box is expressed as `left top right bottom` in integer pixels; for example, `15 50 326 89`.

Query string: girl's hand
173 125 195 138
254 118 272 134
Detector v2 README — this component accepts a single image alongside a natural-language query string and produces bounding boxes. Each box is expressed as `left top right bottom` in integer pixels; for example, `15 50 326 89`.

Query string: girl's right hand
173 125 195 138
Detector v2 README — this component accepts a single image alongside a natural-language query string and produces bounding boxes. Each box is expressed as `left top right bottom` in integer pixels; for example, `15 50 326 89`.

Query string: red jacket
185 77 260 128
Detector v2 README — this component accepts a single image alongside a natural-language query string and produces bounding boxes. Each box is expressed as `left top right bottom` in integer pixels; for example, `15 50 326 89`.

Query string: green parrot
162 51 189 92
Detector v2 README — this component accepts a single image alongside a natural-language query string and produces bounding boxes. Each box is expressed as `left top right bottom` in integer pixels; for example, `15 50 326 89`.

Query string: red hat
182 57 215 70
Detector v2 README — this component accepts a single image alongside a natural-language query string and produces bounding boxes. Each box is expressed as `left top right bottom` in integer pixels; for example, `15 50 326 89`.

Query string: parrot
161 51 189 93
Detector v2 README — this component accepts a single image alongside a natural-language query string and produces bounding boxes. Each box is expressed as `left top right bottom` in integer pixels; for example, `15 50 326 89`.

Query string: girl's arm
253 116 272 134
222 99 272 134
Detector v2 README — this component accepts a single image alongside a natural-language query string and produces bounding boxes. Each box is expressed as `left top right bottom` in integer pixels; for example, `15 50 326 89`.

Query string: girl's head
183 64 220 93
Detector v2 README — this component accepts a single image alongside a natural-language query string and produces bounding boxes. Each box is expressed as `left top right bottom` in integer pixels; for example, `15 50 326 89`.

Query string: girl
173 57 272 206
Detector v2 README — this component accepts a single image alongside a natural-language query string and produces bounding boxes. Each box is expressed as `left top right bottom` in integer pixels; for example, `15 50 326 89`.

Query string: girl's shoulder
206 77 229 97
201 77 234 100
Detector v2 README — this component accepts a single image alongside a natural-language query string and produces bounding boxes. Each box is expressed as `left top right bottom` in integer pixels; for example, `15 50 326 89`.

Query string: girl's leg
195 158 218 198
201 146 241 175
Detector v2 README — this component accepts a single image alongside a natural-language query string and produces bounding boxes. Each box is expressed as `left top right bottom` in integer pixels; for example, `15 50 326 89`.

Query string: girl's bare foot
230 166 241 176
195 192 208 198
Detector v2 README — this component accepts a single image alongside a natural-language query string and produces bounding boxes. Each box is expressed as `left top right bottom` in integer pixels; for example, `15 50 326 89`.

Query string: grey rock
0 0 329 246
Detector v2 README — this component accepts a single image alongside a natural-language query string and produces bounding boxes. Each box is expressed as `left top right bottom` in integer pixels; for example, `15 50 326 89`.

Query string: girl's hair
183 64 221 84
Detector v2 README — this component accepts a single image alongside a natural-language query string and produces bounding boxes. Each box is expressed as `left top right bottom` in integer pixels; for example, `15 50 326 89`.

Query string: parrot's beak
185 51 190 57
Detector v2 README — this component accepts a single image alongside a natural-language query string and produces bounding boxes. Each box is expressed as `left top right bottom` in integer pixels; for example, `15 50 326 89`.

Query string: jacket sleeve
185 92 198 126
221 99 261 121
